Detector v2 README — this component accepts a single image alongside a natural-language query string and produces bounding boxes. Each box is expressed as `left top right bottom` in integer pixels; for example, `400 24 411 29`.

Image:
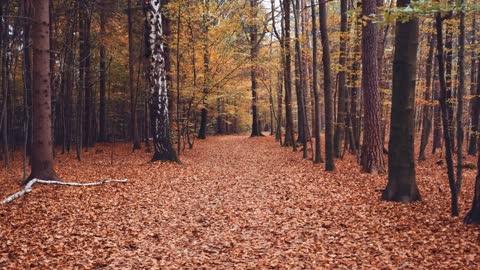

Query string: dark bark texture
383 0 421 202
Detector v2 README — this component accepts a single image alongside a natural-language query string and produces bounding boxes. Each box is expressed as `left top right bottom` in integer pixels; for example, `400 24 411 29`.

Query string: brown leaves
0 136 480 268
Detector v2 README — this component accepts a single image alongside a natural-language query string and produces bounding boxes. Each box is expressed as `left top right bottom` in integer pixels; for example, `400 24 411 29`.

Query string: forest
1 0 480 268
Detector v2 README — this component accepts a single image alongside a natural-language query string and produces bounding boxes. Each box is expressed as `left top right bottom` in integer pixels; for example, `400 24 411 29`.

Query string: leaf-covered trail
1 135 480 268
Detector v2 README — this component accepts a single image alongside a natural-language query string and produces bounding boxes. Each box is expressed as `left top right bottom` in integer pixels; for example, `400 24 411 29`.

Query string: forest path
1 135 480 268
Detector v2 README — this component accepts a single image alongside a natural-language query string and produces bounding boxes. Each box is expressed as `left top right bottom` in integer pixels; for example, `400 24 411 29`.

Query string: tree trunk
276 70 283 142
1 1 9 168
360 0 385 174
283 0 296 150
22 0 32 180
382 0 421 202
456 0 466 197
82 7 93 148
464 147 480 223
293 0 307 157
27 0 58 182
99 8 107 142
435 12 459 216
468 13 478 155
445 8 455 151
310 0 322 163
198 0 210 140
432 57 442 154
419 32 435 161
334 0 347 158
147 0 178 162
318 0 334 170
128 0 141 150
250 0 263 137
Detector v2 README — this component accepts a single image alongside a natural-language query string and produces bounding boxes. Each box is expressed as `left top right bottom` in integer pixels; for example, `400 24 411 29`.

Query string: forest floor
1 134 480 269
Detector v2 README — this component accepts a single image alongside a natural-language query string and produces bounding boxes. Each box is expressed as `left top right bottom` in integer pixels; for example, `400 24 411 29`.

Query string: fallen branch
1 178 128 204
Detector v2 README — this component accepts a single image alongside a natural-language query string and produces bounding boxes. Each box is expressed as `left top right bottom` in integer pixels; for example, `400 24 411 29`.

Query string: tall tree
419 32 435 161
468 9 478 155
310 0 322 163
382 0 421 202
1 0 9 167
359 0 385 174
293 0 306 146
198 0 210 140
469 62 480 156
250 0 264 137
432 59 442 154
27 0 59 182
334 0 348 158
147 0 178 162
99 4 107 143
436 10 459 216
456 0 466 197
128 0 141 149
282 0 296 149
318 0 334 170
464 139 480 224
293 0 308 158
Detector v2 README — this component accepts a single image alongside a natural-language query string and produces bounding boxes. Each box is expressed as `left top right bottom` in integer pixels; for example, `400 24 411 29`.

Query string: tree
469 62 480 156
147 0 178 162
198 0 210 140
435 10 459 216
282 0 296 149
99 4 107 143
382 0 421 202
465 144 480 224
27 0 59 182
249 0 264 137
359 0 385 174
468 11 478 155
293 0 307 147
456 0 466 198
128 0 141 149
318 0 334 171
419 32 435 161
334 0 348 158
310 0 322 163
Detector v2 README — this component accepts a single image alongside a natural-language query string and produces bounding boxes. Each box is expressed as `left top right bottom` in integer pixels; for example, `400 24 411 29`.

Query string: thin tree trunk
176 2 181 153
128 0 141 150
83 7 93 148
432 58 442 154
419 31 435 161
436 11 459 216
318 0 334 170
293 0 307 157
250 0 263 137
456 0 466 195
283 0 296 150
468 10 478 155
99 7 107 142
310 0 322 163
334 0 347 158
0 1 9 168
198 0 210 140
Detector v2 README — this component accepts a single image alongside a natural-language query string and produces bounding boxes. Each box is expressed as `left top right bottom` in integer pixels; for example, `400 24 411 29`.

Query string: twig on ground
1 178 128 204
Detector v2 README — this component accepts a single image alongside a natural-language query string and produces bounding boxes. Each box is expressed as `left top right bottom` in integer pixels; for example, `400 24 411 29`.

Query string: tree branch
2 178 128 204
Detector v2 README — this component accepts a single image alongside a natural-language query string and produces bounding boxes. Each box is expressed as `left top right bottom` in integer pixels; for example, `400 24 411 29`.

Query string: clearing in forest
1 135 479 268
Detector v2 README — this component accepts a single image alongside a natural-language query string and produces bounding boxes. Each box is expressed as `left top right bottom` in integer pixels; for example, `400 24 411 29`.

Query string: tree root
1 178 128 204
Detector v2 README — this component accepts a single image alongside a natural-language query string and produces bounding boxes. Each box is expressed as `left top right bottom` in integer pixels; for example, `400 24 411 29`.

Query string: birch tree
146 0 178 162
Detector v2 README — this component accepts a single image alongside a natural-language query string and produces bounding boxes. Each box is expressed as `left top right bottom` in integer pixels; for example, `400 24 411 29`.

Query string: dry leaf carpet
1 135 480 269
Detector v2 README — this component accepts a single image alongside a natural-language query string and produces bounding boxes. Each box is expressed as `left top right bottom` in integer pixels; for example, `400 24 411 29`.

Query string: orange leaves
0 136 480 268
